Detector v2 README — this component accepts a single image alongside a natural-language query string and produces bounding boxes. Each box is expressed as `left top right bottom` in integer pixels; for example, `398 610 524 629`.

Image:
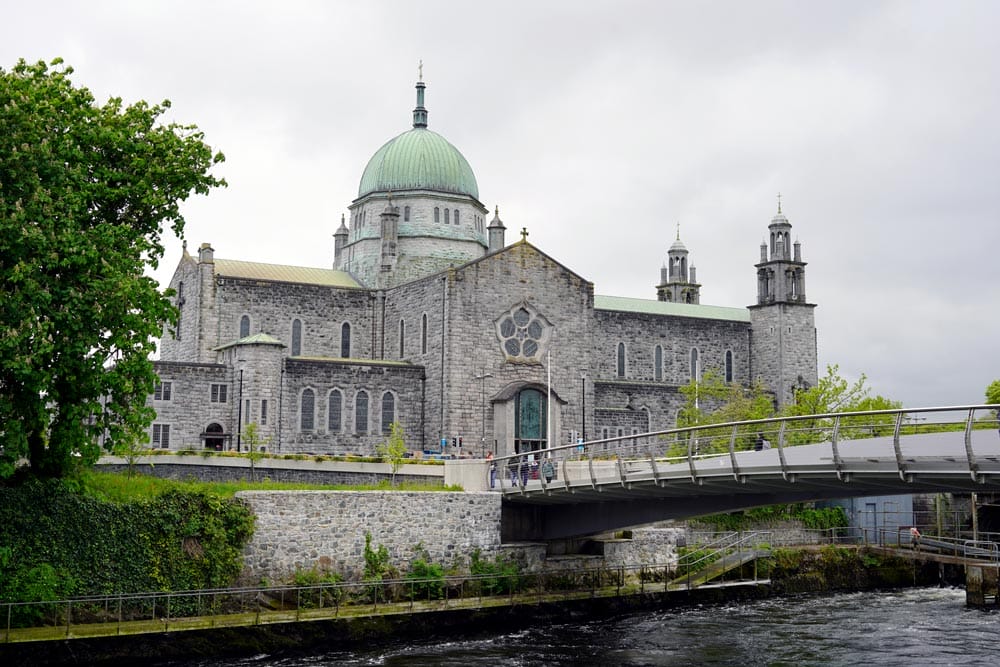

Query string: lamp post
474 372 493 457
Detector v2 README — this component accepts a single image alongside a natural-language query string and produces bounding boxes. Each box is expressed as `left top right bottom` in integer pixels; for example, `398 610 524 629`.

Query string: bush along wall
0 477 255 604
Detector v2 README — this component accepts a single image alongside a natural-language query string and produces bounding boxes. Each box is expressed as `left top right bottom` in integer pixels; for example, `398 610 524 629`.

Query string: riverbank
0 546 943 666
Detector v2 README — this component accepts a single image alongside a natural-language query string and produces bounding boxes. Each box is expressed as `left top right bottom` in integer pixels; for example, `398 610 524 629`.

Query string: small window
421 313 428 354
300 389 315 431
725 350 734 383
444 208 450 224
341 322 351 358
434 207 440 223
152 424 170 448
211 384 228 403
404 205 410 222
616 342 626 378
328 389 343 433
601 427 609 441
654 346 663 382
356 390 369 434
154 381 172 401
291 319 302 356
260 399 268 426
399 319 405 357
454 209 460 225
381 392 395 435
690 348 700 381
239 314 250 338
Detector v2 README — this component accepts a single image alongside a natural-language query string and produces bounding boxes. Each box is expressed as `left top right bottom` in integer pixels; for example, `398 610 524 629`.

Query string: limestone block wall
749 303 818 406
593 309 751 387
149 361 232 449
238 491 503 582
280 358 425 455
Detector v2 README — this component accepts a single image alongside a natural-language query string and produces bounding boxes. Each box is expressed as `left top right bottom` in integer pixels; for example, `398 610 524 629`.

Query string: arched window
725 350 734 383
616 342 626 378
381 392 395 435
239 314 250 338
176 282 184 340
399 319 405 357
291 318 302 356
690 348 700 381
434 207 440 223
403 205 410 222
421 313 428 354
654 345 663 382
355 390 369 434
341 322 351 358
300 388 315 431
454 209 460 225
444 208 450 224
328 389 342 433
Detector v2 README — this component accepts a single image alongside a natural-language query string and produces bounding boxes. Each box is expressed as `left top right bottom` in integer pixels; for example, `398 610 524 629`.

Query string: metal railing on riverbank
2 561 769 644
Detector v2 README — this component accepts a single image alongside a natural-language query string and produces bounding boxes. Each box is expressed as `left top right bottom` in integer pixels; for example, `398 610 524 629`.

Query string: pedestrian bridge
496 405 1000 540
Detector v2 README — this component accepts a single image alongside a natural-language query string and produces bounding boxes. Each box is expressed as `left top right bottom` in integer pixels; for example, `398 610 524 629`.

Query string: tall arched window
444 208 450 224
355 390 369 434
725 350 734 383
654 345 663 382
340 322 351 358
300 389 315 431
434 207 440 223
616 342 626 378
381 392 395 435
176 282 184 340
421 313 428 354
403 205 410 221
328 389 342 433
454 210 460 225
690 348 700 381
399 320 405 357
239 314 250 338
291 318 302 356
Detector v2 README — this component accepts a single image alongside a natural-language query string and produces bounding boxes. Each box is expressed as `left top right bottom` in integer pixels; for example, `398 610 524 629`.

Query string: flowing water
181 587 998 666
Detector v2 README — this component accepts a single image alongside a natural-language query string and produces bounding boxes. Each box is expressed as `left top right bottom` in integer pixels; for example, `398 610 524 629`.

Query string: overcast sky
4 1 998 409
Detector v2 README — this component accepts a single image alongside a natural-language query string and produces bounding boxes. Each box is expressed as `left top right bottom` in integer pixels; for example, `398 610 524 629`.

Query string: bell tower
749 197 817 407
656 225 701 303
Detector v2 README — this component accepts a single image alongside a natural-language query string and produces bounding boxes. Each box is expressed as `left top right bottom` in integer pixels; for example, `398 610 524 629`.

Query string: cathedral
149 76 818 457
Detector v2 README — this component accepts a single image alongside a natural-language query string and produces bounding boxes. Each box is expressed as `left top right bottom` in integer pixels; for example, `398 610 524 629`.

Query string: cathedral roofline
594 295 750 322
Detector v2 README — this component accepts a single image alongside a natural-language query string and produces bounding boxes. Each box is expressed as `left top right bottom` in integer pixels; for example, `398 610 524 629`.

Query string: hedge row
0 477 255 603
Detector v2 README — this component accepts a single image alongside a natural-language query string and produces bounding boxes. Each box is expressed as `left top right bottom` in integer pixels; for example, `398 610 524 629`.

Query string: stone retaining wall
238 491 503 582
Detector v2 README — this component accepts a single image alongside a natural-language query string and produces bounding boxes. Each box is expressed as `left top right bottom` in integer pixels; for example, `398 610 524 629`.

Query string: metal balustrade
493 405 1000 504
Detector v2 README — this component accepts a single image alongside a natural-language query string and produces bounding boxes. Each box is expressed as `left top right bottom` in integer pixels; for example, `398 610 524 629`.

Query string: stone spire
487 205 506 253
412 62 428 129
334 213 349 269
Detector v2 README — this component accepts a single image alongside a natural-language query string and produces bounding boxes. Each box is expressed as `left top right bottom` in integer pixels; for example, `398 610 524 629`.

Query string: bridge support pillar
966 565 1000 607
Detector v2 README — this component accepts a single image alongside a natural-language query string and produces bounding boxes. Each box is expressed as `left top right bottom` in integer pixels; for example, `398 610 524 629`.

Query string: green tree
376 421 407 485
242 422 270 482
0 59 225 479
986 380 1000 407
673 370 775 454
780 365 901 443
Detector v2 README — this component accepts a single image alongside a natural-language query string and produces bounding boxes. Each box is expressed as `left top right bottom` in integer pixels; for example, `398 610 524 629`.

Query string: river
180 587 996 666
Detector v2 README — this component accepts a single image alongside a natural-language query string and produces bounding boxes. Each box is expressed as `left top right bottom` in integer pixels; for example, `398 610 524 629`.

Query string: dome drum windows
495 302 552 363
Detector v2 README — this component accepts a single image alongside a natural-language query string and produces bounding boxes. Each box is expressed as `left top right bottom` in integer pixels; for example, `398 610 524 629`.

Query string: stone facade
148 77 818 458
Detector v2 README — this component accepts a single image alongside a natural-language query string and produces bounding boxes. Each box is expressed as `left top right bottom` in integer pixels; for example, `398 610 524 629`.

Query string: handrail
490 404 1000 494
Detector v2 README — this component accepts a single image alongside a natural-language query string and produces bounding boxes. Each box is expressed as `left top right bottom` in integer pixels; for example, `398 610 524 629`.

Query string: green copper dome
357 80 479 200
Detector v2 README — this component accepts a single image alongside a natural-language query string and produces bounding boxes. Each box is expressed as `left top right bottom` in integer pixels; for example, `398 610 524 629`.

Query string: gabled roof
594 295 750 322
215 259 361 288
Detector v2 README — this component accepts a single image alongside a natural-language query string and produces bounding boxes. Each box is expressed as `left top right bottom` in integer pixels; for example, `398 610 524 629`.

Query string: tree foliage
376 421 407 484
986 380 1000 407
0 58 225 479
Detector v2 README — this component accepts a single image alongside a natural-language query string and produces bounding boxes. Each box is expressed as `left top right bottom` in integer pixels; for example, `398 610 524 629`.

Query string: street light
474 372 493 457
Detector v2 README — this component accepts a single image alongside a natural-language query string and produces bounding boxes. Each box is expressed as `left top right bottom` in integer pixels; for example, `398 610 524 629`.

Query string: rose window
495 303 551 362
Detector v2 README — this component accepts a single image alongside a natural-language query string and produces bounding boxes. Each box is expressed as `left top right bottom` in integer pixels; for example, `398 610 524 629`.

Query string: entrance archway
204 422 224 450
515 387 547 453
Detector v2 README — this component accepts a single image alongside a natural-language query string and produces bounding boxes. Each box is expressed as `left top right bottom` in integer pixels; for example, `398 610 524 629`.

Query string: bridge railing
493 404 1000 493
